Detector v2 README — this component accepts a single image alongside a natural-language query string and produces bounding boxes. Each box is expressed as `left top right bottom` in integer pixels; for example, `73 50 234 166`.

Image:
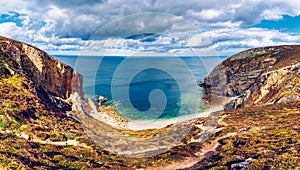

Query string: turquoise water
54 55 227 120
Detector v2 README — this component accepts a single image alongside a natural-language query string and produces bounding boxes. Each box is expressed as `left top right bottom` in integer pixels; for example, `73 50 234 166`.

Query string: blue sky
255 15 300 33
0 0 300 56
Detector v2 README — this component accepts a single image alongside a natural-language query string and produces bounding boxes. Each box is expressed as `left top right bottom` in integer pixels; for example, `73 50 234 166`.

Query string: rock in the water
98 95 108 106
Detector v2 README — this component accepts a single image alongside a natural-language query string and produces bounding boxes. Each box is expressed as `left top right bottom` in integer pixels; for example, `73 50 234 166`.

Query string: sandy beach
128 106 224 130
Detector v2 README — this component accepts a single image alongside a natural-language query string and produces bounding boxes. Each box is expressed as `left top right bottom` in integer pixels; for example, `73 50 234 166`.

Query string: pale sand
128 106 224 130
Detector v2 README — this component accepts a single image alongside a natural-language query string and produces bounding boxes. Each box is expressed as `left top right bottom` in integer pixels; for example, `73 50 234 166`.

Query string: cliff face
202 45 300 109
0 37 114 169
0 36 83 110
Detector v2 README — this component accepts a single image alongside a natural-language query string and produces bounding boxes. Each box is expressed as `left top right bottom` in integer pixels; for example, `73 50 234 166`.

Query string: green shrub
0 60 7 68
3 74 23 89
0 116 8 131
12 120 21 130
0 109 5 115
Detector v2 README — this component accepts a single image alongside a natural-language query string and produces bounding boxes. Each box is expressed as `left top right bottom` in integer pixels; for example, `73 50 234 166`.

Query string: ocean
54 55 227 120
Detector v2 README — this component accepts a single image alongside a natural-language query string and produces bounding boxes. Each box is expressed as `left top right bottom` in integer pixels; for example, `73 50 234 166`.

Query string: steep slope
0 36 205 169
179 45 300 169
0 36 83 111
183 102 300 170
0 36 127 169
1 36 299 169
201 45 300 109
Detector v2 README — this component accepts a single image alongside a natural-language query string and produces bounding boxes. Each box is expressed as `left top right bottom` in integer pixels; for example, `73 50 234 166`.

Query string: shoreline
128 106 224 130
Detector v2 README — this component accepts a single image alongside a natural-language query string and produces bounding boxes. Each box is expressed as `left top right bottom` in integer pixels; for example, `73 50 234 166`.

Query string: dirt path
0 130 88 148
30 138 88 148
149 132 237 170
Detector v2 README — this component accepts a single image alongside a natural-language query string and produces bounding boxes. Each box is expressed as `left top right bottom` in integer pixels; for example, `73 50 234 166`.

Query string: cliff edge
201 45 300 109
0 37 299 169
0 36 83 111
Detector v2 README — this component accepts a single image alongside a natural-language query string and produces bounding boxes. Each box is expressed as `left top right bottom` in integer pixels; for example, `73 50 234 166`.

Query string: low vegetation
1 47 300 169
186 102 300 169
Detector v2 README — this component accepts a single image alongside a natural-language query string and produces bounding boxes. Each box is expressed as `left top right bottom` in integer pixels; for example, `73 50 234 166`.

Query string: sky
1 0 300 56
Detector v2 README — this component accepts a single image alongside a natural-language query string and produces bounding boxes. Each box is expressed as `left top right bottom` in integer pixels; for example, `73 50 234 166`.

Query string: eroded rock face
201 45 300 109
0 36 83 110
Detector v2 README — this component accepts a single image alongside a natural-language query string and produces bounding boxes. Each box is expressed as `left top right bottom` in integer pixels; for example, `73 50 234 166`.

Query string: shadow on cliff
21 54 72 112
0 37 82 113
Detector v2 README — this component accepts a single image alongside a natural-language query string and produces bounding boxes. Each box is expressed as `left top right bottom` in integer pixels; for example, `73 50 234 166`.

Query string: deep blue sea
54 55 227 120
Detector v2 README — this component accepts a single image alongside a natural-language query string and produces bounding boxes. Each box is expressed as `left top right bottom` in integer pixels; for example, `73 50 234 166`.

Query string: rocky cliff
0 36 299 169
201 45 300 109
0 36 83 111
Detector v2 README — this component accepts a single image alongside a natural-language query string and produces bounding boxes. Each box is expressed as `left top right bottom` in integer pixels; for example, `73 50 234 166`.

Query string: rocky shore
0 35 299 169
201 45 300 109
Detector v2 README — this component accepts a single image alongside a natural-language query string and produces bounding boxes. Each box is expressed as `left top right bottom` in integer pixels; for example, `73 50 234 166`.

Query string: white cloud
187 9 224 21
262 8 284 20
195 28 300 55
0 22 19 36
